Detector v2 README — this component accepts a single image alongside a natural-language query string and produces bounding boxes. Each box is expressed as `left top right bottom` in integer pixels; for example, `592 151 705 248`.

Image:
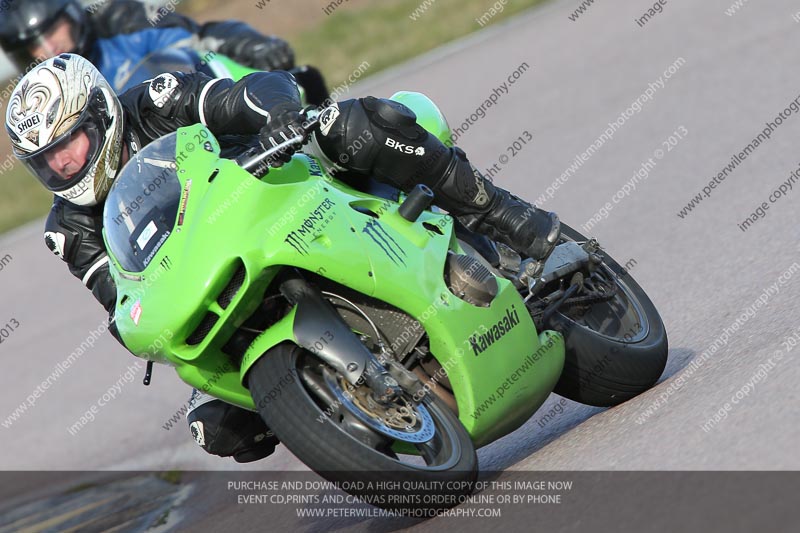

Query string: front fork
280 276 422 404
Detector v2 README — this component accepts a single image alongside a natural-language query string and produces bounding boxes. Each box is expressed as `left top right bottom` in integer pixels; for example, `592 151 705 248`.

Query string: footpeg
518 258 546 298
495 242 522 274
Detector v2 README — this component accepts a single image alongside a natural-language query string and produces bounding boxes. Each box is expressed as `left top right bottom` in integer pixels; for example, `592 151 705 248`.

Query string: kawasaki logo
470 305 521 356
385 137 425 156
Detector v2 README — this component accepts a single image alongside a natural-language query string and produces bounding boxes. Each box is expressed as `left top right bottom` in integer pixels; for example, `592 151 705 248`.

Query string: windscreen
103 133 182 273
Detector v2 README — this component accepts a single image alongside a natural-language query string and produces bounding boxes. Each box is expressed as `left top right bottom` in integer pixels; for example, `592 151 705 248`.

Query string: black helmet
0 0 92 73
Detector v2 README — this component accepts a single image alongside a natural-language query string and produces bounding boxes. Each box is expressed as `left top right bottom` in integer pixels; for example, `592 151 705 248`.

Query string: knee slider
187 399 277 461
361 96 426 141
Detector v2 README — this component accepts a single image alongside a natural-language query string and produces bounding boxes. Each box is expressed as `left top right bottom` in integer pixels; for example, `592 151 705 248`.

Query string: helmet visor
25 14 84 61
0 11 83 72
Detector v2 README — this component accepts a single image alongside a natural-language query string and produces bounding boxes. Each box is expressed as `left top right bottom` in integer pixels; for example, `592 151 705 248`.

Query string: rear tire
548 224 668 407
248 342 478 513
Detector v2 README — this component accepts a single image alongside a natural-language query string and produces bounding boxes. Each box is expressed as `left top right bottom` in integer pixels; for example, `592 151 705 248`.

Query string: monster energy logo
284 198 335 255
285 232 308 255
362 219 406 266
470 305 521 356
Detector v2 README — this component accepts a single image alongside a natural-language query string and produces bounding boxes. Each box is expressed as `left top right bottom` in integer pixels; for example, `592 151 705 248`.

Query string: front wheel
248 343 477 513
546 224 669 407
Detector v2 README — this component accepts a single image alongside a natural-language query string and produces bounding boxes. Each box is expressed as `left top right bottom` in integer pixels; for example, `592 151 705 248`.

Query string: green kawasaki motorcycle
103 94 668 511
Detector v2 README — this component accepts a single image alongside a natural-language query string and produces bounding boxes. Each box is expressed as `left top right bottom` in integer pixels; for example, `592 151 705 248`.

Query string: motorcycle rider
4 54 559 462
0 0 328 103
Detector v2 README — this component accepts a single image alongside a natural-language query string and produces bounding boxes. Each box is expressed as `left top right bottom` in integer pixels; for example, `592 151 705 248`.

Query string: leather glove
258 108 307 166
235 36 295 71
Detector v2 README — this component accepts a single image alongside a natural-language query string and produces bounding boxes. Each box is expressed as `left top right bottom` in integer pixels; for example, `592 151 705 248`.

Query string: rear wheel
545 223 668 407
248 342 477 513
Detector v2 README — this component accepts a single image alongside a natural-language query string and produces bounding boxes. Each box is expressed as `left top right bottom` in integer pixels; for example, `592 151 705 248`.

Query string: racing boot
429 147 561 264
186 389 279 463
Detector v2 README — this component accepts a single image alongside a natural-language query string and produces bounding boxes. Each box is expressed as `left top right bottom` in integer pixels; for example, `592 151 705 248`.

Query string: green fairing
207 53 259 80
390 91 453 146
103 94 564 448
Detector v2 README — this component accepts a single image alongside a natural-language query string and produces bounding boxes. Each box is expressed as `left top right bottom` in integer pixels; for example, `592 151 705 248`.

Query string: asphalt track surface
1 0 799 531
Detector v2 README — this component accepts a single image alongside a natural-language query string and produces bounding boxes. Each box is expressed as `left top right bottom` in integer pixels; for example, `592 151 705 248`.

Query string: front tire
248 342 477 512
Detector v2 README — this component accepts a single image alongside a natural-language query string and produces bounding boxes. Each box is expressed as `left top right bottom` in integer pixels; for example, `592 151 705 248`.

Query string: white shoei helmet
4 53 124 206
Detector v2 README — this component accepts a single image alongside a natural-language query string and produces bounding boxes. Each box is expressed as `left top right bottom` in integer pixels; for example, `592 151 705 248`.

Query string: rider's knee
187 393 279 463
314 97 428 172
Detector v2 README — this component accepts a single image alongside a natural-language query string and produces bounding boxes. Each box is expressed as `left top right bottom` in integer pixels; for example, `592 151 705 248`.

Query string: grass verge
295 0 549 87
1 164 53 234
